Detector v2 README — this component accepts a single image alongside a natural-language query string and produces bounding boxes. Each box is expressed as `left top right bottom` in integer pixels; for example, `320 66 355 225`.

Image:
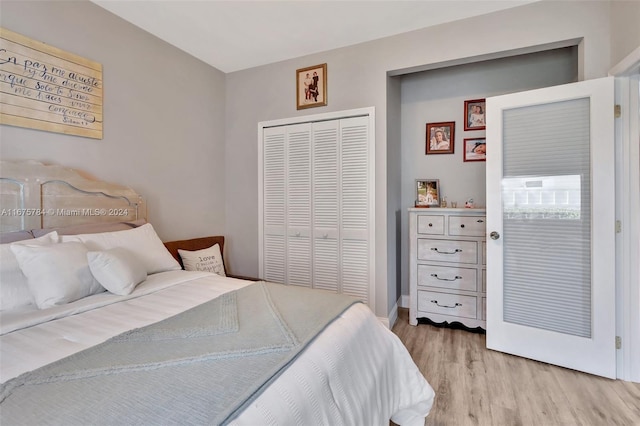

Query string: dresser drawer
448 216 486 237
417 239 477 264
417 215 445 235
417 290 477 319
417 264 477 291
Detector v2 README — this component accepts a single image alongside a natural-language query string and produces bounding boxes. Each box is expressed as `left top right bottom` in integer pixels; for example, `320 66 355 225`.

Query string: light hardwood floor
391 308 640 426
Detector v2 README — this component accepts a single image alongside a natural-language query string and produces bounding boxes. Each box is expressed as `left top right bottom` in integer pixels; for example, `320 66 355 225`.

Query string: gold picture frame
296 63 327 110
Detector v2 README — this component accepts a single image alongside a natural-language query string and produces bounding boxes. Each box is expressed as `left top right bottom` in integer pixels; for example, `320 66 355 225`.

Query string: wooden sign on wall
0 27 103 139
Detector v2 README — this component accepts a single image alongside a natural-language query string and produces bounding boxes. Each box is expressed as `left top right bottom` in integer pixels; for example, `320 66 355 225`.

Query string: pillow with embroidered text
178 243 226 276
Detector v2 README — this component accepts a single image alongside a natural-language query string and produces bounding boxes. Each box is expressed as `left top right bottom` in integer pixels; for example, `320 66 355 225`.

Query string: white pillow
0 231 59 311
10 241 104 309
61 223 180 275
87 248 147 296
178 243 226 276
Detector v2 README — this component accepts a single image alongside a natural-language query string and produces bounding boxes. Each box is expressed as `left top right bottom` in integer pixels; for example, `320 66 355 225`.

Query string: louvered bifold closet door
312 120 340 293
262 127 286 284
340 116 370 304
261 109 374 308
286 123 312 287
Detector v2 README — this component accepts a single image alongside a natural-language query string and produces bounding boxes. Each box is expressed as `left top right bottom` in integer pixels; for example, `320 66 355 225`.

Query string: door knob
490 231 500 240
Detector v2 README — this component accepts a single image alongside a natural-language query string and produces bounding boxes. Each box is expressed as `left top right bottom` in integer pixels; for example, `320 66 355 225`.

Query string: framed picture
426 122 455 155
464 98 486 130
463 138 486 162
415 179 440 207
296 63 327 110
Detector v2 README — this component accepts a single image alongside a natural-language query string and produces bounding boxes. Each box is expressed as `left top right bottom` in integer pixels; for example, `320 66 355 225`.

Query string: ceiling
91 0 537 73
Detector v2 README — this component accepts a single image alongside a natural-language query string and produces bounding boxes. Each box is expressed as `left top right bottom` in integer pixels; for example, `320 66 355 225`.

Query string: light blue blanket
0 281 360 425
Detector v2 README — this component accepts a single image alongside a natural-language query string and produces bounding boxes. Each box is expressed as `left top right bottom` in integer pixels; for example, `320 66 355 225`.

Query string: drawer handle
431 248 462 254
430 300 462 309
430 274 462 281
460 224 465 228
428 223 433 227
477 219 484 223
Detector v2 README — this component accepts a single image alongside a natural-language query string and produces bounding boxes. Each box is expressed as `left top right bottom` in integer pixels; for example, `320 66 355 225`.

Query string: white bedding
1 271 434 425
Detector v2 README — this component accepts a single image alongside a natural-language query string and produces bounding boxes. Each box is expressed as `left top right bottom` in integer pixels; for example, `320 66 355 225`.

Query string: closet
258 108 375 307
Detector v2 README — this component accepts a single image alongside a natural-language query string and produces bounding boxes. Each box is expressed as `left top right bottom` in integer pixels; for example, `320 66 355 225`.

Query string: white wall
0 0 227 243
397 47 578 301
225 0 612 317
1 0 615 318
610 1 640 66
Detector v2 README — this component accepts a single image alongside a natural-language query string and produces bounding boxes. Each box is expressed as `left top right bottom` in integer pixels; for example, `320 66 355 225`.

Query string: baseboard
378 316 390 328
378 299 400 329
388 301 399 329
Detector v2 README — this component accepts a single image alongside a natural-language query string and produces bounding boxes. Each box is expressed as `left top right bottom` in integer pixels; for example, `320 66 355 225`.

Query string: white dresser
409 208 486 330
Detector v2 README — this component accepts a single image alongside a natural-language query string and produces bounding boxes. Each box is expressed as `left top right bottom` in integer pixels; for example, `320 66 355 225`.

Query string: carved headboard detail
0 161 146 233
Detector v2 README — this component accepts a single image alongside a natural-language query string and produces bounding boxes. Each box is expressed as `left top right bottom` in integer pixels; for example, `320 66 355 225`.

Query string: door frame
610 46 640 383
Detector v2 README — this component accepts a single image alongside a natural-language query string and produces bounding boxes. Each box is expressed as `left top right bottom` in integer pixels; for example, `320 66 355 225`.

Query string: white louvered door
312 120 340 293
260 109 373 307
486 77 616 378
286 124 312 287
262 127 286 284
339 116 370 304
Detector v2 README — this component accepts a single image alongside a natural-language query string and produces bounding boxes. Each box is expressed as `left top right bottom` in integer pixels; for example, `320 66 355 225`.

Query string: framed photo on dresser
415 179 440 207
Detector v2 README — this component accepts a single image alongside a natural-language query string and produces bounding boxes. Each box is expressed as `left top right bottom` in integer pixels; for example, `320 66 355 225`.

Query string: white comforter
0 271 434 425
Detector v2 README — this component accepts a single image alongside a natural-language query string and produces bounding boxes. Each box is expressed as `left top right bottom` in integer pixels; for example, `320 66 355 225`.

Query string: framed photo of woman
464 99 486 130
425 122 455 155
463 138 486 162
415 179 440 207
296 63 327 110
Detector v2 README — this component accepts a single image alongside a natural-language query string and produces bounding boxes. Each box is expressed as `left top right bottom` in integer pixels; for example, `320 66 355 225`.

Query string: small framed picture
426 122 455 155
415 179 440 207
463 138 486 162
296 63 327 110
464 99 486 130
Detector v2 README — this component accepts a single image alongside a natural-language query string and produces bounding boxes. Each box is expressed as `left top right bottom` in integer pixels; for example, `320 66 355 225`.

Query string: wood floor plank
391 308 640 426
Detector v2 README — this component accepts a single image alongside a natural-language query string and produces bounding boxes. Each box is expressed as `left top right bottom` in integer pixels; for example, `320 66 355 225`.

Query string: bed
0 161 435 425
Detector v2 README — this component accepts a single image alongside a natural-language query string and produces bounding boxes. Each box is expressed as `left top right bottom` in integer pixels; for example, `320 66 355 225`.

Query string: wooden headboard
163 236 225 269
0 160 145 233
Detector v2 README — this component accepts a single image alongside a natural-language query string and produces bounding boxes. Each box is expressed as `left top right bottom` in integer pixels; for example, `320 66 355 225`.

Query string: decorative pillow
61 223 180 275
178 243 226 276
0 231 59 311
10 241 104 309
87 247 147 296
